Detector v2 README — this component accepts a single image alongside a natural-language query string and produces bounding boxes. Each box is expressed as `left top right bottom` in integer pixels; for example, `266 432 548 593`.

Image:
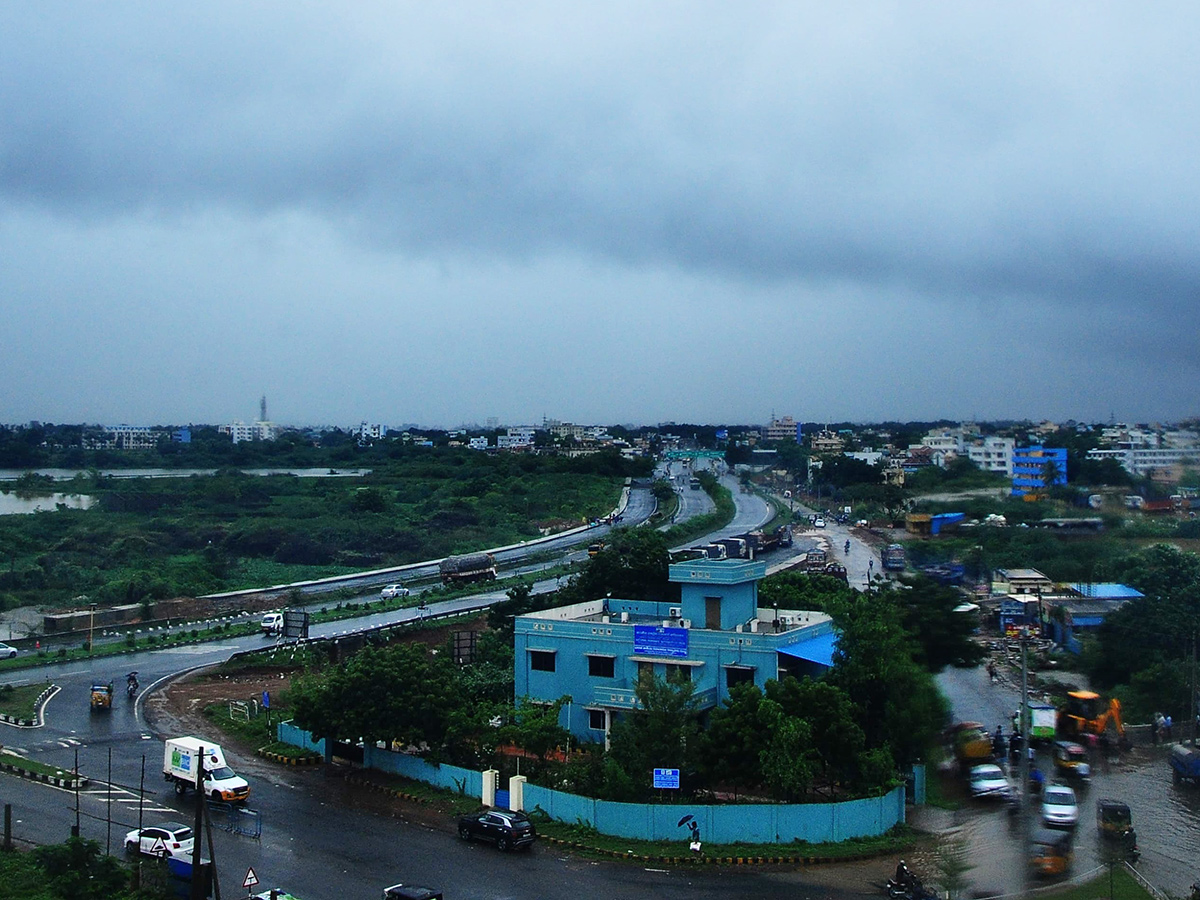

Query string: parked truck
163 737 250 802
881 543 907 571
804 548 828 572
438 552 497 585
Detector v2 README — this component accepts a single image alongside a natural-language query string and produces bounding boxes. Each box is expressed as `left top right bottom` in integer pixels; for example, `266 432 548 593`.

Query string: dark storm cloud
0 2 1196 424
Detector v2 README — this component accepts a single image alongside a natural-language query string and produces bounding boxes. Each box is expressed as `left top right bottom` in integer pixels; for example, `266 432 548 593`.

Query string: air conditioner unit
668 607 682 618
601 615 610 624
680 619 692 629
662 620 673 628
620 611 629 624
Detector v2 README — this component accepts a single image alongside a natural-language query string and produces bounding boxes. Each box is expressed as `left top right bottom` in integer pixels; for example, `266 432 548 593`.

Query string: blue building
1011 445 1068 497
514 558 837 743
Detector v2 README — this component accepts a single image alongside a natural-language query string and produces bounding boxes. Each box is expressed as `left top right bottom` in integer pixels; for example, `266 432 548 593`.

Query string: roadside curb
256 747 322 766
344 773 431 805
0 758 87 790
538 834 879 866
0 684 59 728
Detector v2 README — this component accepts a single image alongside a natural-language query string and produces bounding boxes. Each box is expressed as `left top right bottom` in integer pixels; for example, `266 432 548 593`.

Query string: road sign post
243 866 259 895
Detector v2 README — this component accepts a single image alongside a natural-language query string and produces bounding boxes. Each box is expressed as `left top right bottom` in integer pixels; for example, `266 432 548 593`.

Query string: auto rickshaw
1030 827 1073 877
1096 799 1140 860
1053 740 1091 780
90 681 114 711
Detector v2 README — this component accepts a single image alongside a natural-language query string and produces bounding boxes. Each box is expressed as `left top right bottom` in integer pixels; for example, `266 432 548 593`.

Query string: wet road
936 665 1200 897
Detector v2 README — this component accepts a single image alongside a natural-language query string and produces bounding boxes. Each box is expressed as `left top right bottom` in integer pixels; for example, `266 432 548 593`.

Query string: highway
0 474 870 900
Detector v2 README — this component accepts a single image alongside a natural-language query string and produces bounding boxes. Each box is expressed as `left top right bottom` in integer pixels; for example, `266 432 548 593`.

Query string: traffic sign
653 767 680 789
148 837 166 855
243 867 259 890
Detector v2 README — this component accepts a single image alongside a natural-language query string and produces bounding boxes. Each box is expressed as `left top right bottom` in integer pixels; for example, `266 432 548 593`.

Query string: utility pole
190 746 206 900
1018 628 1038 896
72 747 80 838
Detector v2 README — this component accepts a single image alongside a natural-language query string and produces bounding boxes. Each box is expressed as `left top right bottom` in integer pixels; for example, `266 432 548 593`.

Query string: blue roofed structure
514 558 836 742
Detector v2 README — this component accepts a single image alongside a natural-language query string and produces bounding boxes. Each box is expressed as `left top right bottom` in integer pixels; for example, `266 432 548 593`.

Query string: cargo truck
881 544 907 571
163 737 250 802
438 552 497 585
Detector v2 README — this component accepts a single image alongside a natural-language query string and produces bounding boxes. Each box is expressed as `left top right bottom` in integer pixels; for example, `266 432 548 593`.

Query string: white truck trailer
163 736 250 802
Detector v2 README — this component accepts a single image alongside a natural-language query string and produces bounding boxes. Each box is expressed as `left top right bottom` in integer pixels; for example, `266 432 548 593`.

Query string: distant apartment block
358 422 386 442
1087 445 1200 478
765 416 799 443
219 421 277 443
106 425 157 450
809 429 844 454
467 436 489 451
1011 446 1068 496
968 436 1015 476
496 427 536 450
920 430 964 455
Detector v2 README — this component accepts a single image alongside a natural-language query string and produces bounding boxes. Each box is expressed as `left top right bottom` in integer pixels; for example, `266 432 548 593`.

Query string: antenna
260 395 268 422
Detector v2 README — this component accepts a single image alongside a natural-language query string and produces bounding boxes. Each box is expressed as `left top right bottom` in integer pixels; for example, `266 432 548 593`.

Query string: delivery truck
163 737 250 802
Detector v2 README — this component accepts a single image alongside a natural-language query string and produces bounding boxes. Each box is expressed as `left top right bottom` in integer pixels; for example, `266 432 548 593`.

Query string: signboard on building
653 768 680 789
633 626 689 658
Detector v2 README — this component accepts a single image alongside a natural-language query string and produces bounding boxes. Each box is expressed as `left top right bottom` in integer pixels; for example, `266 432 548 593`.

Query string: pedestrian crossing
77 780 177 816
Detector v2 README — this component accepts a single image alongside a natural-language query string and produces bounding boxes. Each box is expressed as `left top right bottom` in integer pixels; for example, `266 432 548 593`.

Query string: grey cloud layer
4 4 1197 308
1 3 1196 424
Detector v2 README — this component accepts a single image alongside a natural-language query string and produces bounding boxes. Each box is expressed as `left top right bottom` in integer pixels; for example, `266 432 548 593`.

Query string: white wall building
219 421 277 443
968 436 1015 476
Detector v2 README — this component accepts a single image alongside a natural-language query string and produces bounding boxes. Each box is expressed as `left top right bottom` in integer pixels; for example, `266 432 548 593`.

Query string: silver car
1042 784 1079 827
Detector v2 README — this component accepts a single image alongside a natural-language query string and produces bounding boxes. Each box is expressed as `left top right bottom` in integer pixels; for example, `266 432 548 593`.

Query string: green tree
759 710 817 801
826 591 949 766
32 837 128 900
291 643 459 752
888 576 987 671
700 682 773 794
765 677 866 790
605 671 702 799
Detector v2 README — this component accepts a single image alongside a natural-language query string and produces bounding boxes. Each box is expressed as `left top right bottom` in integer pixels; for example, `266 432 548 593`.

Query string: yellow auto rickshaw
90 681 114 711
1097 799 1140 860
1053 740 1091 780
1030 827 1073 876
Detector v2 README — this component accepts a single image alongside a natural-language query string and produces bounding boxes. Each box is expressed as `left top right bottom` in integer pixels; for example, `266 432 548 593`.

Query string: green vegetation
0 683 49 720
0 837 164 900
0 751 77 780
1039 865 1153 900
0 448 646 611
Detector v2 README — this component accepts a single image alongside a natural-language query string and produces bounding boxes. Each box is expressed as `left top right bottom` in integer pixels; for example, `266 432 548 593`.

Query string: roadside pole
191 747 206 900
1019 631 1032 895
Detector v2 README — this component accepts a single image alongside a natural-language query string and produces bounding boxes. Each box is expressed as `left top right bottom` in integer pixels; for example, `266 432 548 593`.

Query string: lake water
0 492 96 515
0 467 372 481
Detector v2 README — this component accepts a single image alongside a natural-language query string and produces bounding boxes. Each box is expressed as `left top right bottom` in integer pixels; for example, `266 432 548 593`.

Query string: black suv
456 809 537 851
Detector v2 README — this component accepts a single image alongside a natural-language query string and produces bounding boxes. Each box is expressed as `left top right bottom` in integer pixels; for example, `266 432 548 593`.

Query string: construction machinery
1057 691 1129 747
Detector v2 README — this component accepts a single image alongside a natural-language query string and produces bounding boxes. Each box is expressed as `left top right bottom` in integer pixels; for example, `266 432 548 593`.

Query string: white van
261 613 284 635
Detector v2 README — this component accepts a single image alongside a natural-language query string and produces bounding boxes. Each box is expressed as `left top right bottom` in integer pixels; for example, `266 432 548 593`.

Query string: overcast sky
2 3 1196 429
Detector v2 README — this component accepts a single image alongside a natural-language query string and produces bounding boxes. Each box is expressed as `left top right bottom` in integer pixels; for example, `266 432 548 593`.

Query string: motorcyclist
844 540 851 554
126 671 139 695
895 860 914 888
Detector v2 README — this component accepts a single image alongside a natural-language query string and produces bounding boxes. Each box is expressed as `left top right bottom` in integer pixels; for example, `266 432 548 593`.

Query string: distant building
358 422 386 442
496 427 536 450
809 429 844 454
514 559 836 743
968 436 1015 476
105 425 157 450
1011 446 1067 496
219 421 277 443
467 436 489 451
765 416 799 444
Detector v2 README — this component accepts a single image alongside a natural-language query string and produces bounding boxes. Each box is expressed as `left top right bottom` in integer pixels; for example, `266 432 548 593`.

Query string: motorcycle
126 671 139 698
885 877 935 900
844 540 851 555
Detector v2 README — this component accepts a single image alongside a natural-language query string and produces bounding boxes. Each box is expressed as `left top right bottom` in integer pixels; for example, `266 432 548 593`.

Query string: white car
125 821 195 858
0 642 17 659
381 584 410 599
968 764 1012 798
261 613 284 635
813 517 826 529
1042 784 1079 827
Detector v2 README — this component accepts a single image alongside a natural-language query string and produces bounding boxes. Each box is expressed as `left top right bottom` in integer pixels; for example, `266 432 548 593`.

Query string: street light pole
88 604 96 655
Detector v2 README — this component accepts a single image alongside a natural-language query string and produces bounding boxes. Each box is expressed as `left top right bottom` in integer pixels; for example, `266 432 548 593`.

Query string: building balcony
591 684 718 711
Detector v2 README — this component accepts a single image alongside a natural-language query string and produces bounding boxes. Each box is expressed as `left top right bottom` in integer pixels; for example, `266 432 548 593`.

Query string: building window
666 664 691 682
726 666 755 689
529 650 556 672
588 709 607 731
587 655 615 678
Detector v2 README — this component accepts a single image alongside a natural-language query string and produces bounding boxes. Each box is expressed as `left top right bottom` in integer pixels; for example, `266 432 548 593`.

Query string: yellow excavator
1058 691 1130 748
